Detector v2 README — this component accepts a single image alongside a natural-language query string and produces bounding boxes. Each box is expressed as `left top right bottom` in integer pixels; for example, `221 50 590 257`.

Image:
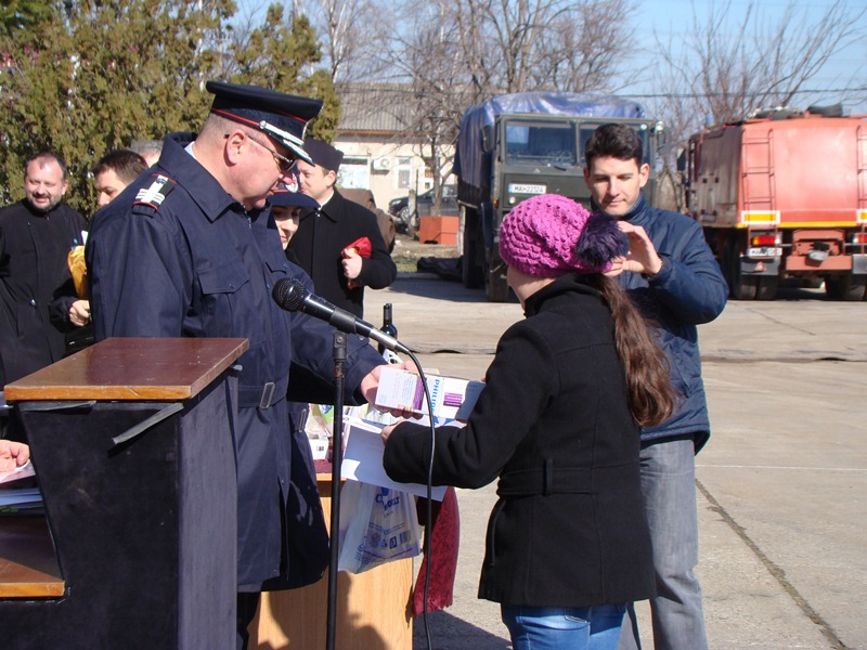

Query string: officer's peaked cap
206 80 322 164
303 138 344 172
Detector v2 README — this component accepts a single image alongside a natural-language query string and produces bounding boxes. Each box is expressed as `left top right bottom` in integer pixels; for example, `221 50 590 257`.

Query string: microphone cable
403 349 437 650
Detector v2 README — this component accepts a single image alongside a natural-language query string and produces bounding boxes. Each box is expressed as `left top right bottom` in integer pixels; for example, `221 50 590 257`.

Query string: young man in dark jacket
583 124 728 650
289 138 396 318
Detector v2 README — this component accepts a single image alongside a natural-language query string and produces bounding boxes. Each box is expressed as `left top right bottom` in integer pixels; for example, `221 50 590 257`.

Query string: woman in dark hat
381 194 675 650
269 184 318 264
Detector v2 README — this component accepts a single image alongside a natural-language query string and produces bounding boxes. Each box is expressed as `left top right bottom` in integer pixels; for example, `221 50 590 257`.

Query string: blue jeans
503 604 626 650
618 437 708 650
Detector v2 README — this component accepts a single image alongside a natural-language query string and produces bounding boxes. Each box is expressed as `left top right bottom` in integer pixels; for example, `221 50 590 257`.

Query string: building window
336 156 370 188
397 157 412 189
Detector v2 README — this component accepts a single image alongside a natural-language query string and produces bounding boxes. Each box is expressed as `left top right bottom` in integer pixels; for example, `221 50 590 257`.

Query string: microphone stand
325 332 346 650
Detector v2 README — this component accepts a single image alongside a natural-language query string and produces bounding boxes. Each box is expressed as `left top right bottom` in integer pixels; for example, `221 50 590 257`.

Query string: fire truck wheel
755 277 779 301
723 236 757 300
825 274 867 301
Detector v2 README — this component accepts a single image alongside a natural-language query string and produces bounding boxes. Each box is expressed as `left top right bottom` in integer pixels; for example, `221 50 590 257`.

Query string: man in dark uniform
289 138 397 318
86 81 391 648
0 152 87 399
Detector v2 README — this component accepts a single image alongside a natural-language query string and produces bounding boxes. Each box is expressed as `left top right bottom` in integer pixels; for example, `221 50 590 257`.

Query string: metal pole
325 332 347 650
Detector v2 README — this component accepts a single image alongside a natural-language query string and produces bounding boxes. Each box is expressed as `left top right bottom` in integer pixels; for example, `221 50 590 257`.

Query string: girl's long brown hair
583 274 675 427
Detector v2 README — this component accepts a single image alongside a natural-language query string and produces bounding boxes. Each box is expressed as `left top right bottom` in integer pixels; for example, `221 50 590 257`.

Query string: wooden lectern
0 337 247 649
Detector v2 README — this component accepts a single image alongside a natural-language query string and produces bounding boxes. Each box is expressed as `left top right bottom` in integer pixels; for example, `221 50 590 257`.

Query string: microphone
272 279 410 355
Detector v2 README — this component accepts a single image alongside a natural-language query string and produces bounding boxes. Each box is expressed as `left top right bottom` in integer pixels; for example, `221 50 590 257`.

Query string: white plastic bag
337 481 421 574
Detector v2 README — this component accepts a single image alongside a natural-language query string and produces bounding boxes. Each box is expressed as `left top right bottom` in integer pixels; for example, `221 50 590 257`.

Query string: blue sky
237 0 867 113
626 0 867 113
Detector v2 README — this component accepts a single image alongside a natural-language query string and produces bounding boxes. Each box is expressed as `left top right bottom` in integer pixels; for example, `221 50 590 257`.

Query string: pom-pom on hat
499 194 628 277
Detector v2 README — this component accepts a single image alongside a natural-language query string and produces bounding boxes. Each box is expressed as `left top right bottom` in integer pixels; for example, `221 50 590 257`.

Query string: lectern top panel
3 337 249 402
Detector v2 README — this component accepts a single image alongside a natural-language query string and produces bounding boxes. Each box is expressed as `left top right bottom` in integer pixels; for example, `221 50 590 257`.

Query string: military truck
453 92 663 301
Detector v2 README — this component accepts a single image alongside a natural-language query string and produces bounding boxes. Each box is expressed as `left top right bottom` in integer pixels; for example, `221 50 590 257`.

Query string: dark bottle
379 303 398 355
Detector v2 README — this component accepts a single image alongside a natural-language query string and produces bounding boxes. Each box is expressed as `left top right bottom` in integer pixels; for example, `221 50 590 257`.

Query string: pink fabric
499 194 597 277
412 486 460 617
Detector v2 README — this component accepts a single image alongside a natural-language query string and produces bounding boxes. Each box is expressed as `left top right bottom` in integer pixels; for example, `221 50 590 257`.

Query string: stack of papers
341 417 447 501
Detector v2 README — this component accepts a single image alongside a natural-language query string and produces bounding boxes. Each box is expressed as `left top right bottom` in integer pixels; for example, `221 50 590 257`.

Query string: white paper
0 460 36 484
341 418 446 501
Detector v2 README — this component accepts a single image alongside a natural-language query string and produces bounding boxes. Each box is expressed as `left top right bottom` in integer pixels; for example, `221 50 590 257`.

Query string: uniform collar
160 133 242 222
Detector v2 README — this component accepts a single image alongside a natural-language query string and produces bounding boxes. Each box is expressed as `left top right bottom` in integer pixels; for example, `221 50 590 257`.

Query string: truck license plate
747 247 780 258
508 183 547 195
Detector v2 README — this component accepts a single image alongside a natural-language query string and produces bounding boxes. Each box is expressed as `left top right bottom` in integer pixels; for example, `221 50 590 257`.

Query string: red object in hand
342 236 372 258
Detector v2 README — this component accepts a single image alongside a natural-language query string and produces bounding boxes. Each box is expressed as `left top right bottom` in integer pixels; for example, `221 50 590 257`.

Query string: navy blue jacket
616 194 727 451
86 133 384 589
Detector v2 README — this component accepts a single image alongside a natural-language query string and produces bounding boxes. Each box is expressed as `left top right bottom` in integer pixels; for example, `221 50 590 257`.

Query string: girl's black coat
383 274 655 607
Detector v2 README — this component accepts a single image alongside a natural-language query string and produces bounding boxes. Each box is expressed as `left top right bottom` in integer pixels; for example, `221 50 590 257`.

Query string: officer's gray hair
201 113 243 140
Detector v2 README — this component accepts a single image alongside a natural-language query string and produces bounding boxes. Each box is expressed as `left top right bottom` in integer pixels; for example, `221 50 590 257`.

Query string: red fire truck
685 109 867 300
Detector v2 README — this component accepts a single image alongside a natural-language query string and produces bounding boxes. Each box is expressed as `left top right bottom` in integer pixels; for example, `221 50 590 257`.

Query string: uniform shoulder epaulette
132 173 177 212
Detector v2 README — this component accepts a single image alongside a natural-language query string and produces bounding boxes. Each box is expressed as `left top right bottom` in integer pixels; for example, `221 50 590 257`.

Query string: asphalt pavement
362 272 867 650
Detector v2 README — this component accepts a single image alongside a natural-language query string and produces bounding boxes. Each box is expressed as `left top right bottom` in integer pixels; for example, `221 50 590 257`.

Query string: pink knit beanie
499 194 628 278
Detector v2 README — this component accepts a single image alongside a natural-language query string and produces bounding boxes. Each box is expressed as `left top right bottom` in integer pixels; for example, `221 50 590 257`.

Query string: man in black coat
289 138 396 318
0 152 86 396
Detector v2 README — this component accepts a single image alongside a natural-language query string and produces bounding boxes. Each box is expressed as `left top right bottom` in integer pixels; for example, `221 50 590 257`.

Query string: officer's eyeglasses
247 135 295 174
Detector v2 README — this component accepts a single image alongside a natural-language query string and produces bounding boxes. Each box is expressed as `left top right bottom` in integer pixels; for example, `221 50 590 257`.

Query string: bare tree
371 0 638 210
444 0 635 97
653 0 867 146
535 0 639 92
381 0 474 209
298 0 387 82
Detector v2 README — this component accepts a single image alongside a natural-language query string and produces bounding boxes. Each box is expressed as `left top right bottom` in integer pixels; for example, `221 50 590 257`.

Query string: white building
333 83 455 209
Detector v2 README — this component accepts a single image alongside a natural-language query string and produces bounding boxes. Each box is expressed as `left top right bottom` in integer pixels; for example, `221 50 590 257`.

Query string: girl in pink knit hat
382 194 674 650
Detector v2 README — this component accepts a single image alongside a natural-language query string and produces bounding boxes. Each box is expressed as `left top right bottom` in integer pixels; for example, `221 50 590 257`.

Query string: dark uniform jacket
86 133 385 590
614 194 728 451
384 274 656 608
288 189 396 318
0 200 86 386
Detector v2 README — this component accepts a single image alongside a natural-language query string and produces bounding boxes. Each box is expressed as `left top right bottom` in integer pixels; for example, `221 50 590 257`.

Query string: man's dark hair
585 123 643 166
91 149 147 184
25 151 69 180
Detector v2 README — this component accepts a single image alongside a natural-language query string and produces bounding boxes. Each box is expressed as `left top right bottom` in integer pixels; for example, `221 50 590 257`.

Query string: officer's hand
69 299 91 327
0 440 30 473
360 363 422 419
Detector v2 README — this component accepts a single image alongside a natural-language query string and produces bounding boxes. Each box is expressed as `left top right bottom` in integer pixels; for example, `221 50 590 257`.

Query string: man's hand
342 248 363 287
616 221 663 276
69 299 91 327
0 440 30 473
359 362 421 418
